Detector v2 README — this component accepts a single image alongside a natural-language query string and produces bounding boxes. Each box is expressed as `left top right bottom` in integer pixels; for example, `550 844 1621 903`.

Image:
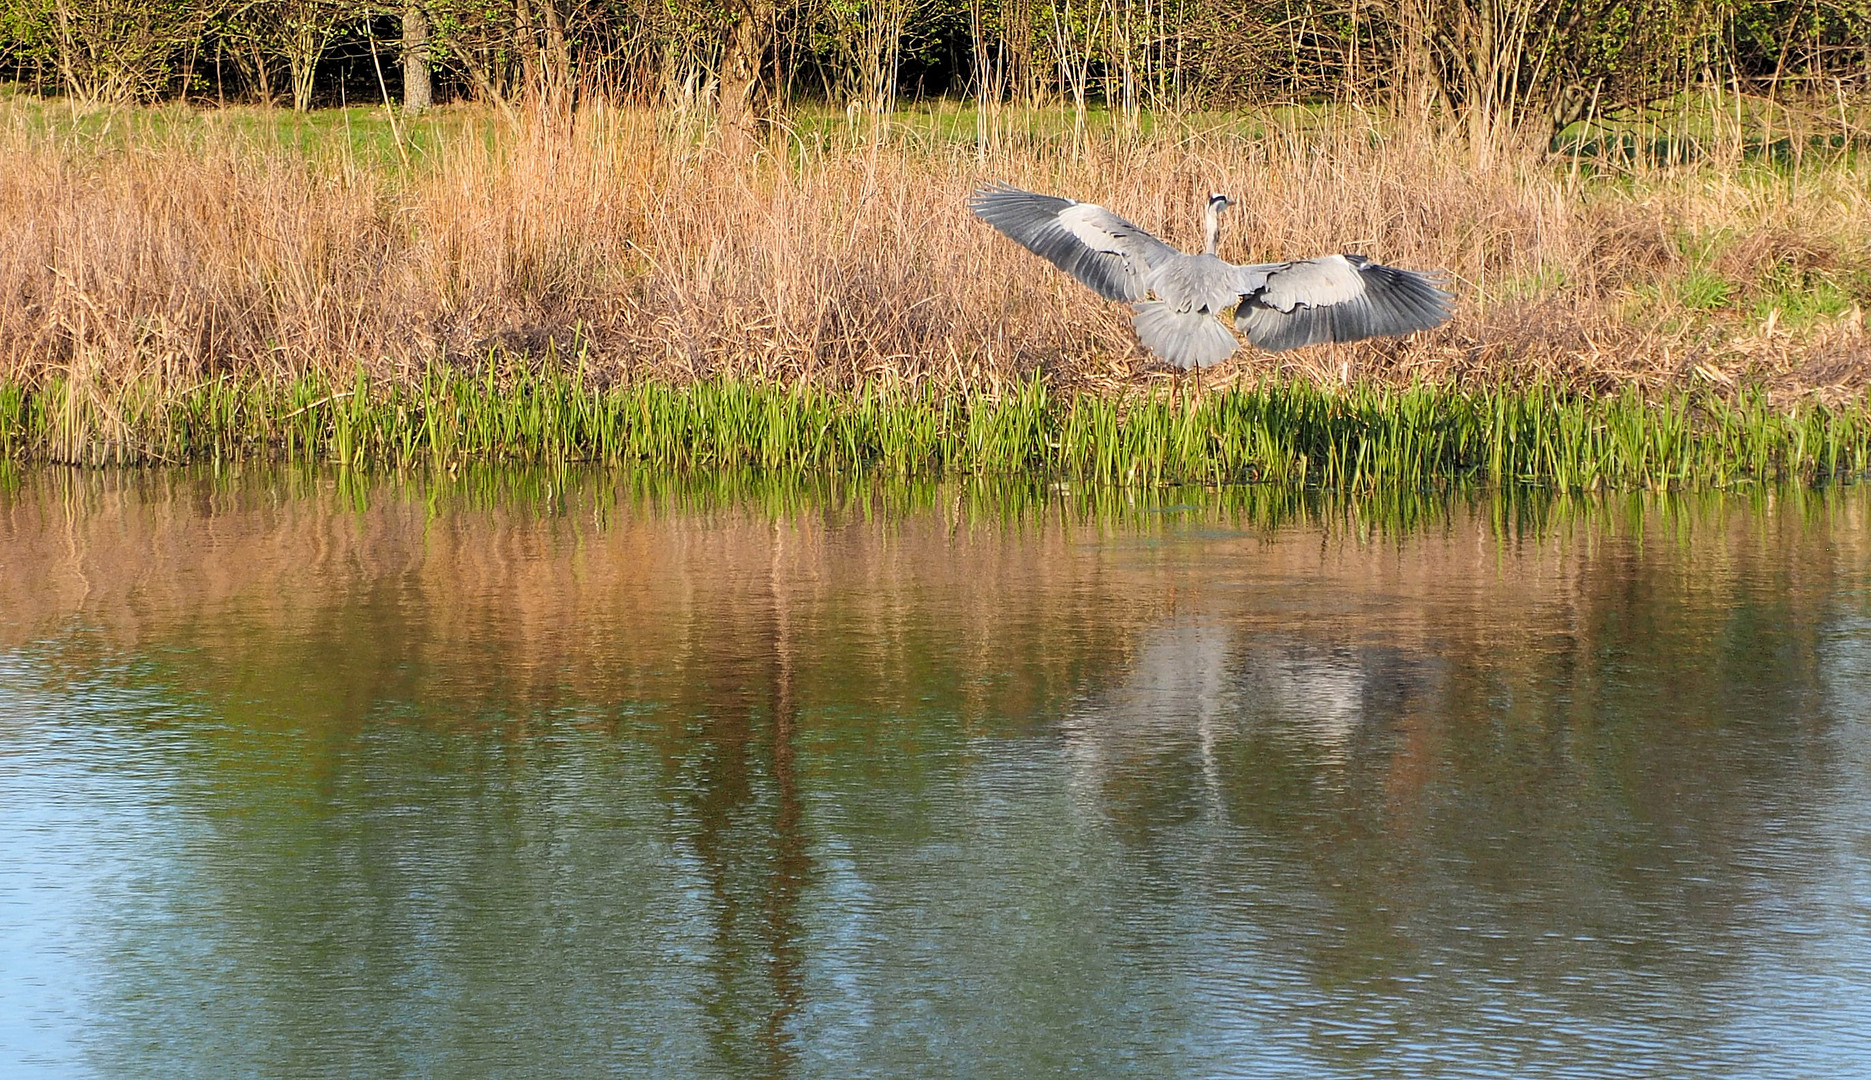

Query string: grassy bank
5 92 1871 485
4 371 1866 490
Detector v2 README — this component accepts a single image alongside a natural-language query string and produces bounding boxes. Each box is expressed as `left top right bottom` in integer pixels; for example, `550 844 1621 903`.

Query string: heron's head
1207 193 1235 213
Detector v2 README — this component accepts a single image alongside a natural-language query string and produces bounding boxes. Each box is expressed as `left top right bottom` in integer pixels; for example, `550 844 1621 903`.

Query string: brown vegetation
3 95 1870 404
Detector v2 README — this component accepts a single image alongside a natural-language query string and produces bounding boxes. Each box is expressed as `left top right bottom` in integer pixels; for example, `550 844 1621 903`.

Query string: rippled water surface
3 468 1871 1079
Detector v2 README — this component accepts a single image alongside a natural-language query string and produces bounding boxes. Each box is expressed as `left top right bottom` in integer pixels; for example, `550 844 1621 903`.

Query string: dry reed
6 97 1870 393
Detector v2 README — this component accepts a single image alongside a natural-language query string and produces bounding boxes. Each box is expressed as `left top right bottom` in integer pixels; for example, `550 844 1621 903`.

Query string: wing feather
969 183 1179 302
1235 255 1453 352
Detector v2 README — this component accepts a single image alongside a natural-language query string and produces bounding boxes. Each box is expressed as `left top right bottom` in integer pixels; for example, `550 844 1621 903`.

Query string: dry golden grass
4 95 1870 402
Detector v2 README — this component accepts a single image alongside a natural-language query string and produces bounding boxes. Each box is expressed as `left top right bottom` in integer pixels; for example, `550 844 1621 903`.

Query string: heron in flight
969 184 1454 369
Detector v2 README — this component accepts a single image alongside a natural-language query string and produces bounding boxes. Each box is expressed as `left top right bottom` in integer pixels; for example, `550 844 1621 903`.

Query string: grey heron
969 184 1454 369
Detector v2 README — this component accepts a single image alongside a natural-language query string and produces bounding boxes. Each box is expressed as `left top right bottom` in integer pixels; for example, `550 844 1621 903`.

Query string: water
3 468 1870 1079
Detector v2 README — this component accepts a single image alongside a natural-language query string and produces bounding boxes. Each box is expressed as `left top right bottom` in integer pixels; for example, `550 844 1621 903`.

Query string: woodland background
4 0 1867 140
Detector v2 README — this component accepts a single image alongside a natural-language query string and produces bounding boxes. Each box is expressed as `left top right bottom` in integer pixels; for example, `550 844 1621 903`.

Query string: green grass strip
4 370 1868 490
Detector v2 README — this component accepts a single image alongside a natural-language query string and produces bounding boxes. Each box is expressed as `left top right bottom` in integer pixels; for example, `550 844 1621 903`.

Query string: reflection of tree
673 519 810 1077
761 522 809 1075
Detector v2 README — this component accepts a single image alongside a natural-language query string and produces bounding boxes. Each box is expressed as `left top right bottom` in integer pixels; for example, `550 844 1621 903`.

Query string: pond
3 468 1870 1079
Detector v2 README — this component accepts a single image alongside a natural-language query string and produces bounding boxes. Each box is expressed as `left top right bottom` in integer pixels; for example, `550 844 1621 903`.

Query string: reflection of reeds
5 468 1863 735
3 369 1867 488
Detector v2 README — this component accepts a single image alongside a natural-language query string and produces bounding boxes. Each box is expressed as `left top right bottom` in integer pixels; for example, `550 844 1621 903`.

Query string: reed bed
5 94 1871 485
6 96 1871 396
4 369 1865 490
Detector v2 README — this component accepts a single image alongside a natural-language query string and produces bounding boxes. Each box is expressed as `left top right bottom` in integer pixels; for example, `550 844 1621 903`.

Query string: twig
281 391 355 420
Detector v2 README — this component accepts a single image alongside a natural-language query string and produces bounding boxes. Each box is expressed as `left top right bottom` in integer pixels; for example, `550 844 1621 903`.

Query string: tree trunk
536 0 573 96
403 5 432 112
718 0 778 153
515 0 538 91
288 20 320 111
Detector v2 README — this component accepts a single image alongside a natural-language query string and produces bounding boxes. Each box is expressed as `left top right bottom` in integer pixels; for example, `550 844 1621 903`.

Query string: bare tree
38 0 203 104
719 0 779 150
403 3 431 110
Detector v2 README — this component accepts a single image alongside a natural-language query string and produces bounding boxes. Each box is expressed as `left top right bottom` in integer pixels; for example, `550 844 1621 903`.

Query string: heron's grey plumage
969 184 1454 368
967 184 1176 302
1146 253 1244 317
1132 302 1241 369
1234 255 1453 352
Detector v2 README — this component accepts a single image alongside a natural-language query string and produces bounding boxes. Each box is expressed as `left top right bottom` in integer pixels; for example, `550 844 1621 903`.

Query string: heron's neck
1204 204 1221 255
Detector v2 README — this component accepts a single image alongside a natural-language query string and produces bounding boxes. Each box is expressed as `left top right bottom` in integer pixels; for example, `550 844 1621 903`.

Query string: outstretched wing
969 183 1180 302
1233 255 1452 353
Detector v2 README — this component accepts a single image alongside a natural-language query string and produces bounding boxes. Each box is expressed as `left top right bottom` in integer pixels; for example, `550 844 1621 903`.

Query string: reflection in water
680 519 809 1078
2 468 1871 1078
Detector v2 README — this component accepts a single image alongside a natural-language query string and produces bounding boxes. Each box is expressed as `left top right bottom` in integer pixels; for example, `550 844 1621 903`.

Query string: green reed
3 367 1868 489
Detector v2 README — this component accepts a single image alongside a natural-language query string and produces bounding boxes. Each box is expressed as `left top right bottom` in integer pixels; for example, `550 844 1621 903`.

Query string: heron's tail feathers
1131 303 1240 369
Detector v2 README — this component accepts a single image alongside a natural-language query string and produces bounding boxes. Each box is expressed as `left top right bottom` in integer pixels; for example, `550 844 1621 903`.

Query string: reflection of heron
1245 653 1365 758
1062 625 1370 801
970 184 1454 368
